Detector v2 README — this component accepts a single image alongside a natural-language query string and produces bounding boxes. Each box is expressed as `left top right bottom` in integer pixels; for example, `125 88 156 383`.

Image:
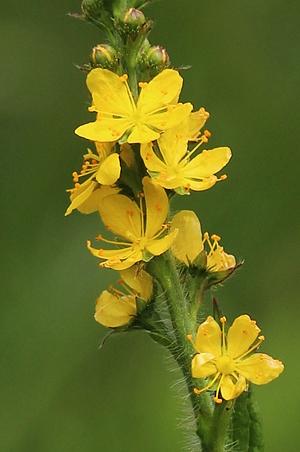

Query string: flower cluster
66 0 283 422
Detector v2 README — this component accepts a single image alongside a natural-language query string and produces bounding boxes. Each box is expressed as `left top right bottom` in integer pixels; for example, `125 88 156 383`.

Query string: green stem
208 401 233 452
147 253 213 449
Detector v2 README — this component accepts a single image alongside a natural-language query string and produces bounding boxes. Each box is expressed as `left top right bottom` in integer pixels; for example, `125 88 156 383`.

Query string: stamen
194 372 221 395
237 335 265 360
95 234 132 246
214 375 224 404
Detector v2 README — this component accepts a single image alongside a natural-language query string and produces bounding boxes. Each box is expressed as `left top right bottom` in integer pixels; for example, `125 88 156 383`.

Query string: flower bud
145 45 170 70
81 0 103 20
122 8 146 28
94 291 137 328
89 44 119 69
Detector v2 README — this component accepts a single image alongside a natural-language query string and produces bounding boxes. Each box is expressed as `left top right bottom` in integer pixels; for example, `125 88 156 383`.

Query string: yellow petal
94 291 136 328
227 315 261 359
87 242 134 260
145 229 178 256
96 153 121 185
236 353 284 385
183 147 232 178
186 175 218 191
170 210 204 265
191 353 217 378
220 375 247 400
188 107 210 140
105 252 143 270
87 69 134 116
98 194 141 240
120 266 153 301
75 118 131 143
78 186 119 214
158 128 188 166
127 124 160 144
137 69 183 114
143 177 168 238
148 103 193 133
65 180 97 216
141 143 167 173
195 316 222 357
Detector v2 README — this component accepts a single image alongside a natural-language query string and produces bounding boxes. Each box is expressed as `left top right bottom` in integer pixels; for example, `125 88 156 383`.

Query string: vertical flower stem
147 252 213 449
208 401 233 452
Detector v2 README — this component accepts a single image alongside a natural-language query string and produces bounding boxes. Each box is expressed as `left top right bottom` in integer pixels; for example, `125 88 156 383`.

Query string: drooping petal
186 176 218 191
87 69 135 116
96 153 121 185
236 353 284 385
78 186 119 214
75 118 131 143
137 69 183 114
170 210 204 265
65 180 97 216
87 242 134 260
94 291 137 328
191 353 217 378
104 251 143 270
195 316 222 357
143 177 168 238
188 107 210 140
98 194 142 240
220 375 247 400
227 315 261 359
120 266 153 301
141 143 167 173
183 147 232 178
145 229 178 256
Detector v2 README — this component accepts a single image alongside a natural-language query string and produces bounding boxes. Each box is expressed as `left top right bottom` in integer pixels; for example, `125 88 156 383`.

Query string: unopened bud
122 8 146 28
145 46 170 70
81 0 103 20
90 44 119 69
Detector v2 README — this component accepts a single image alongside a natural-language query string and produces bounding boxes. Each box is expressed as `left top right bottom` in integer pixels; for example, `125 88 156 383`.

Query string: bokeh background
1 0 299 451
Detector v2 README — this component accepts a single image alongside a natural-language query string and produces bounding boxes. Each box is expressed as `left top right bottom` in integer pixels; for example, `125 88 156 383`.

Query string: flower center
215 355 235 375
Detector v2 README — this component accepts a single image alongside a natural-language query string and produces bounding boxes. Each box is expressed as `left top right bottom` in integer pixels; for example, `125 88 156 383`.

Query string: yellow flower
141 125 231 193
191 315 284 403
75 68 192 144
65 142 121 216
87 177 177 270
170 210 236 269
94 266 153 328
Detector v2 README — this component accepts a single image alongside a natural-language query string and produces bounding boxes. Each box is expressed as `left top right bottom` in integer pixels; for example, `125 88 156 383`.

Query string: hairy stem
147 253 213 449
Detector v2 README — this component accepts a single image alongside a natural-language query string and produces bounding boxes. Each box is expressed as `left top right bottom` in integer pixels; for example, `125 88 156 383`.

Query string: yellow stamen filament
236 335 265 361
194 372 221 395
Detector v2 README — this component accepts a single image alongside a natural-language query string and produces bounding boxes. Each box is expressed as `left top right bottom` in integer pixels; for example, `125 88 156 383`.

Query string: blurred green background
1 0 299 451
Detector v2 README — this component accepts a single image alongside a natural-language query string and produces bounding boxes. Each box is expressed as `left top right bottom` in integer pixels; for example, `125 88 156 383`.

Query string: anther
220 316 227 324
119 74 128 82
214 396 223 404
204 129 212 139
138 82 147 88
211 234 221 242
219 174 227 180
